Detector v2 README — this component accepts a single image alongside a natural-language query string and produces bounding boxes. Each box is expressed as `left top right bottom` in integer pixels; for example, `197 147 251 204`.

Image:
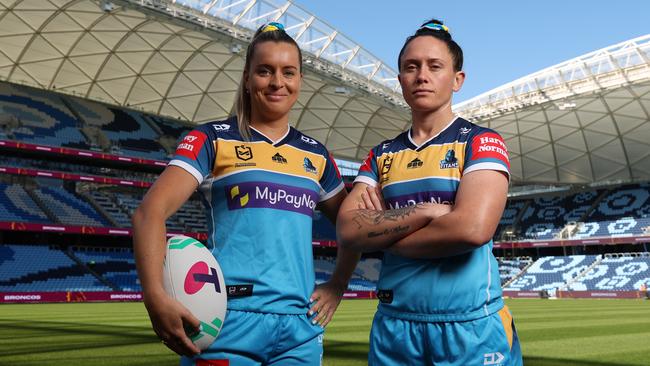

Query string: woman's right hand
144 292 201 356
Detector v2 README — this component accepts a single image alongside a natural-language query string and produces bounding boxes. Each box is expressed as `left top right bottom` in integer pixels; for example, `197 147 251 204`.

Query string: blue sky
293 0 650 103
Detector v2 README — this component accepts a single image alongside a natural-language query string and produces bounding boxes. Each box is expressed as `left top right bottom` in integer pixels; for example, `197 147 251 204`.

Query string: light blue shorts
369 305 523 366
181 309 323 366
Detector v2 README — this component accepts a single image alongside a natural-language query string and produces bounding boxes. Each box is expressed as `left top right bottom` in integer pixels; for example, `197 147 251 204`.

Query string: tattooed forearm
353 203 426 227
368 225 410 238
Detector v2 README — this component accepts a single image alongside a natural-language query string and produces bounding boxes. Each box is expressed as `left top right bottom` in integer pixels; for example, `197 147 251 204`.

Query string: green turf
0 299 648 365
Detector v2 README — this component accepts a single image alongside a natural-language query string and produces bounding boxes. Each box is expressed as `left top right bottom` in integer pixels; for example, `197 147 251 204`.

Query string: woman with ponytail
134 22 359 365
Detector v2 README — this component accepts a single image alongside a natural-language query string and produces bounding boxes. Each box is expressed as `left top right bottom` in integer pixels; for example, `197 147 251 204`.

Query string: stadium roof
0 0 409 160
1 1 649 185
454 35 650 185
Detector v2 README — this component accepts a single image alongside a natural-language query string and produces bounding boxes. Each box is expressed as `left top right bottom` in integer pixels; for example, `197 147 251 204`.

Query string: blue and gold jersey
169 117 344 314
355 116 510 322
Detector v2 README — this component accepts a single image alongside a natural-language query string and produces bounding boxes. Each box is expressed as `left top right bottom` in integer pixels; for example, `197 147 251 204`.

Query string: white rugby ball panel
163 235 227 350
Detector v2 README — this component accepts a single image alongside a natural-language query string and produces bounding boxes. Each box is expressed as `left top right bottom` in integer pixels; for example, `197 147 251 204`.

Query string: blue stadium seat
517 189 602 240
0 184 50 223
0 244 109 292
72 249 140 292
497 257 532 285
32 186 109 226
504 255 599 294
568 253 650 291
66 96 168 160
0 83 89 149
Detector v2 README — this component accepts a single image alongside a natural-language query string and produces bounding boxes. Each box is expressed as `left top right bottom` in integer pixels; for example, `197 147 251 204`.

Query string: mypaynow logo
225 182 318 216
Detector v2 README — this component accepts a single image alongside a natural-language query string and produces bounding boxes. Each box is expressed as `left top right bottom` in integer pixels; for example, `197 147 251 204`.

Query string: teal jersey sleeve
463 127 510 179
168 125 217 184
354 148 380 186
319 152 345 201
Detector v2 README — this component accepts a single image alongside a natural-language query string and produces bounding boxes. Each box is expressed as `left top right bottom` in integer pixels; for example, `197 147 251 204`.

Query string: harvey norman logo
225 182 317 216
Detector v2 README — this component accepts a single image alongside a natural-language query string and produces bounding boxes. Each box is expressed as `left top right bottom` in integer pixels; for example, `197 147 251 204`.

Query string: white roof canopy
1 1 649 184
455 35 650 184
0 0 409 161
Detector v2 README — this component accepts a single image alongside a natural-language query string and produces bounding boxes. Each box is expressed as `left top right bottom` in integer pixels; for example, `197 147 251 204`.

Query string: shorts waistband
377 298 504 323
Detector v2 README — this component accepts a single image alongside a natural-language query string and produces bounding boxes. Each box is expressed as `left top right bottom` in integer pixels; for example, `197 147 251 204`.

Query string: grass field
1 299 649 365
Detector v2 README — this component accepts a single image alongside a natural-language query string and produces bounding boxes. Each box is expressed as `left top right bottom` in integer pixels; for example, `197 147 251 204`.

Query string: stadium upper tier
495 182 650 241
0 0 409 161
504 253 650 294
1 1 649 176
454 35 650 184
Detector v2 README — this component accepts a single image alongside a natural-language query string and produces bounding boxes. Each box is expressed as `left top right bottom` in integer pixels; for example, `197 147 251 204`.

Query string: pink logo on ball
184 261 222 295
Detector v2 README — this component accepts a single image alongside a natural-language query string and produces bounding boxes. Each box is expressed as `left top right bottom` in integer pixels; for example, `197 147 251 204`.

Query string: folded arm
336 182 447 252
388 170 508 259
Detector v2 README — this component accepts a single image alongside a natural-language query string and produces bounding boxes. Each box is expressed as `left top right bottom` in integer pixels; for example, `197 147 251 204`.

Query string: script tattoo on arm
352 203 426 230
367 225 410 238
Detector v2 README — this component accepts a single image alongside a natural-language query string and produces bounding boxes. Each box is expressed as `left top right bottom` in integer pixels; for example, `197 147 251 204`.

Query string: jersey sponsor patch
175 131 207 161
471 132 510 168
225 181 318 216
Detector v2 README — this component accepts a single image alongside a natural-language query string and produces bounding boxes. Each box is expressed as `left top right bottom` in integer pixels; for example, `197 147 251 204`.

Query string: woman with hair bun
337 19 523 365
134 22 359 365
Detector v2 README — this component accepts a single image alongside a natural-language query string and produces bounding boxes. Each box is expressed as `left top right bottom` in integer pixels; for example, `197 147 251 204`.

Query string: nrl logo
235 145 253 161
301 135 317 145
213 124 230 131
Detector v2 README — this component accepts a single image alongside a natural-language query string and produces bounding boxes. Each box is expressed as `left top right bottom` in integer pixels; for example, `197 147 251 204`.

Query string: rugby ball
163 235 227 350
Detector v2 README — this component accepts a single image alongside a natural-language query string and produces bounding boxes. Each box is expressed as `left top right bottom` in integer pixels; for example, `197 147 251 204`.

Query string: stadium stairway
508 199 532 239
25 187 58 223
76 189 120 227
65 249 119 291
561 255 604 290
502 259 535 288
578 189 612 222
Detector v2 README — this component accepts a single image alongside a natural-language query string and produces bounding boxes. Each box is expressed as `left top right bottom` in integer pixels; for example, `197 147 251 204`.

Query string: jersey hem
377 297 504 322
353 175 378 187
463 162 510 180
168 159 204 184
321 181 345 202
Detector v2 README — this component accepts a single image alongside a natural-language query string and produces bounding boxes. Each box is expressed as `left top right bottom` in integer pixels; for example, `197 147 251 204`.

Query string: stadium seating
517 190 601 240
494 200 526 239
497 257 532 285
313 210 336 240
0 183 50 223
0 244 110 291
149 115 190 142
0 156 156 182
32 186 110 227
66 96 169 160
504 255 599 294
71 249 140 292
571 183 650 239
314 257 380 291
0 83 90 150
567 253 650 291
111 191 180 231
86 191 132 228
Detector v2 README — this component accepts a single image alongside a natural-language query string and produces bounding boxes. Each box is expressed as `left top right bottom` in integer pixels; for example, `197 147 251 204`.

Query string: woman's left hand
307 280 347 327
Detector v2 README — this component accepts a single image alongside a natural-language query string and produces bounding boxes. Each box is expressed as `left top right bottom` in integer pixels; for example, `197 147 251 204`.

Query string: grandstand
0 0 649 303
